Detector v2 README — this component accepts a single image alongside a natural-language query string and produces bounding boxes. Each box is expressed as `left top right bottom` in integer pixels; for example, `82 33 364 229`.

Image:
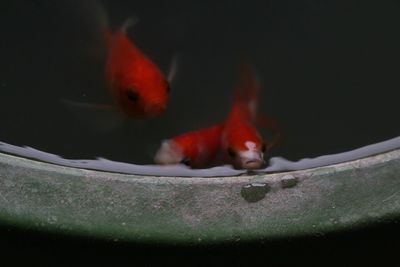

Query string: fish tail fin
94 0 110 30
231 58 260 120
87 0 113 46
77 0 109 35
237 58 260 118
120 17 140 34
71 0 111 53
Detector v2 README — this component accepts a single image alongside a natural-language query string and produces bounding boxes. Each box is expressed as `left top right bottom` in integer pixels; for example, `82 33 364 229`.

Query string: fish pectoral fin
256 114 280 131
120 17 139 33
61 99 115 111
61 99 124 134
256 113 284 150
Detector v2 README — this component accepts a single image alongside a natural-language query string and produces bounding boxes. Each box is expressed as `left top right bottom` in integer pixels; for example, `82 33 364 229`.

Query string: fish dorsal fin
238 60 260 116
167 54 179 84
120 17 139 34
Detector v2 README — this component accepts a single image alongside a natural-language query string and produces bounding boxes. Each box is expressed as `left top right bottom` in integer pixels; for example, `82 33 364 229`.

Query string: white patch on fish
236 141 264 169
154 140 184 165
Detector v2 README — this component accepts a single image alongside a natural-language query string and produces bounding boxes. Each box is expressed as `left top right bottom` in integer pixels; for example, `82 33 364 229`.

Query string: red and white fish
221 98 266 169
154 123 223 168
233 61 282 151
221 62 270 169
154 61 281 170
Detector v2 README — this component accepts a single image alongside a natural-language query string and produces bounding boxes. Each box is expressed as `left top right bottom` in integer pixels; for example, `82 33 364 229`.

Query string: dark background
0 0 399 165
1 219 399 266
0 0 399 263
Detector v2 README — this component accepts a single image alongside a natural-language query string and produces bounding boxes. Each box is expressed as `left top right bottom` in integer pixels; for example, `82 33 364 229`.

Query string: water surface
0 0 399 173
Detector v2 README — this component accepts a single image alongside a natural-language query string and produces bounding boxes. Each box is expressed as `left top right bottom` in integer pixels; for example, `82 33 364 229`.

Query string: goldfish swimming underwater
64 0 177 120
154 124 223 168
154 61 280 170
221 95 266 169
103 18 175 118
220 62 270 169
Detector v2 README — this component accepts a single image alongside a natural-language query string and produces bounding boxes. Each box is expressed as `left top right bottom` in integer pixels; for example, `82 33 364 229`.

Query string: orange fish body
221 62 266 169
104 22 169 118
222 96 266 169
153 60 280 169
154 124 223 168
221 59 285 169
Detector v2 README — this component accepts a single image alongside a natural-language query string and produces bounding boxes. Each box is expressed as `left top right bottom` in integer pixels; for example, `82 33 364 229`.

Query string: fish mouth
242 159 264 169
236 149 264 169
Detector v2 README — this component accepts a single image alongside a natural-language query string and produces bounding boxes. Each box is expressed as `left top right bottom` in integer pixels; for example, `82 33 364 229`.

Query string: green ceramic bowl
0 149 399 244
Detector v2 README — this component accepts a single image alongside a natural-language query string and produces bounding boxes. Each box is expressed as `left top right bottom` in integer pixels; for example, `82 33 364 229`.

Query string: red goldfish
154 61 281 170
221 99 266 169
221 62 267 169
154 124 223 168
63 1 177 124
104 18 174 118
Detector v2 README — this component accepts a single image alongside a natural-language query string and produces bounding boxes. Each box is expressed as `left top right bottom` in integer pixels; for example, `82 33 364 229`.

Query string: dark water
0 0 399 166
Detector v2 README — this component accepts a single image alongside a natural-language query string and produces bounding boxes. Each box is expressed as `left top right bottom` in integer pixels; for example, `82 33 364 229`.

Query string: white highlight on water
0 136 399 177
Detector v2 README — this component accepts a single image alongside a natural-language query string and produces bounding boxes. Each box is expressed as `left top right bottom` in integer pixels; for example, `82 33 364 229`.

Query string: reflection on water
0 137 399 177
0 0 399 170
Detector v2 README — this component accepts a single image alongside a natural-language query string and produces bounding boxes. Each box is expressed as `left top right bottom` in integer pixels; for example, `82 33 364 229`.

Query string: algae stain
240 183 270 203
280 175 299 188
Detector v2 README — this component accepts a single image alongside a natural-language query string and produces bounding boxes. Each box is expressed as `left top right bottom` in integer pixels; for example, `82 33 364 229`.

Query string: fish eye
228 148 236 158
180 157 191 166
261 143 267 153
125 90 139 102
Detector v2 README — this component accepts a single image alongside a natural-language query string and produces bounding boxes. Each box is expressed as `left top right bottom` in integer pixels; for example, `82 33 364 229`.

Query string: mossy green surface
0 150 399 244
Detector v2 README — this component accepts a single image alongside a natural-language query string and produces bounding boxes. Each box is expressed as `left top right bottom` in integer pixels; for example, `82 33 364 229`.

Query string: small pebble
281 175 298 188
